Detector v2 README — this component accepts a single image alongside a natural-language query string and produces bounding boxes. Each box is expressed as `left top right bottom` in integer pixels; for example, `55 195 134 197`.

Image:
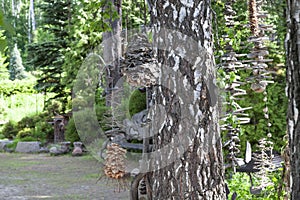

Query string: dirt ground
0 153 130 200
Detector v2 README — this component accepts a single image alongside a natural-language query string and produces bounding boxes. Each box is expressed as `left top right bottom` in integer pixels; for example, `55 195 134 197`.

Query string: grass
0 153 130 199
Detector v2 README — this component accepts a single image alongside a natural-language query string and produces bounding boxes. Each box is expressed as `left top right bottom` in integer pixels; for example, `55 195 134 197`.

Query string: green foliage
0 78 37 96
213 0 287 155
0 9 15 52
1 120 17 139
129 89 146 116
12 112 53 143
5 138 19 150
27 0 71 109
227 172 285 200
0 99 54 142
0 51 9 80
9 43 26 80
239 74 287 152
17 127 33 139
65 117 80 144
0 92 44 122
44 100 63 115
122 0 149 28
62 0 110 89
0 30 9 80
227 173 252 199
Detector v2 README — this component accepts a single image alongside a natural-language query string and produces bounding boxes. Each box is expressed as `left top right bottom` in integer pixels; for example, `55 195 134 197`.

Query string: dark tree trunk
103 0 122 106
147 0 226 199
286 0 300 199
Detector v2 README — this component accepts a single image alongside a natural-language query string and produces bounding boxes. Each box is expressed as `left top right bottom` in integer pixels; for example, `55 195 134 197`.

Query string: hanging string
220 0 252 172
247 0 275 193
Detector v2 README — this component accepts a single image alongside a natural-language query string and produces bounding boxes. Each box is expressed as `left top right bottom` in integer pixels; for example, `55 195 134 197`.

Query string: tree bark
28 0 36 43
147 0 226 199
286 0 300 199
103 0 122 106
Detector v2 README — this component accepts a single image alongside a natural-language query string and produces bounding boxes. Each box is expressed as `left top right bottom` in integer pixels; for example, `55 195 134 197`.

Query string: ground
0 153 130 200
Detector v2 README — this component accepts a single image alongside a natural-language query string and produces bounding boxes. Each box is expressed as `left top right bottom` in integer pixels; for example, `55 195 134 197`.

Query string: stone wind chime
101 33 158 196
220 0 252 172
246 0 275 193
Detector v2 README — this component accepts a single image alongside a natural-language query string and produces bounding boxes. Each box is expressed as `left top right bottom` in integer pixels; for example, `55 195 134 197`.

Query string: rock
0 140 13 151
15 141 40 153
123 110 149 141
60 141 71 153
72 142 83 156
72 147 83 156
39 147 49 153
49 146 59 155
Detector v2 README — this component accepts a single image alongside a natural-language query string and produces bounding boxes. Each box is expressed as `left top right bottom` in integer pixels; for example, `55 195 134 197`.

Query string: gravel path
0 153 130 200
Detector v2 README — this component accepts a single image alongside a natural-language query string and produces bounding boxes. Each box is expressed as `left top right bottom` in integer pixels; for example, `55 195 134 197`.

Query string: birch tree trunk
28 0 36 43
286 0 300 199
147 0 226 199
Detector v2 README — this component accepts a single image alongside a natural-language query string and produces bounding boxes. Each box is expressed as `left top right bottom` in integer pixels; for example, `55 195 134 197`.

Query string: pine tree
9 43 26 80
27 0 71 107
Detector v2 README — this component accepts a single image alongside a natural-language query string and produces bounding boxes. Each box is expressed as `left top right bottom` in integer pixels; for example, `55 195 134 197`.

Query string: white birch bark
147 0 226 199
286 0 300 199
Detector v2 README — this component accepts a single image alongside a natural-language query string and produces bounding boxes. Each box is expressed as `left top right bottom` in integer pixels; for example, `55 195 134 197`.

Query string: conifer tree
9 43 26 80
27 0 71 107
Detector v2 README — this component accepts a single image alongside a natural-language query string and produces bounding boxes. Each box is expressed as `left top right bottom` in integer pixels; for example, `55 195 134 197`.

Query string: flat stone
15 142 41 153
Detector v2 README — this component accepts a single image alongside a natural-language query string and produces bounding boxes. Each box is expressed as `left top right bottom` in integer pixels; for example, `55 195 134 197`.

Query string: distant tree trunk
286 0 300 199
28 0 36 43
103 0 122 106
147 0 226 199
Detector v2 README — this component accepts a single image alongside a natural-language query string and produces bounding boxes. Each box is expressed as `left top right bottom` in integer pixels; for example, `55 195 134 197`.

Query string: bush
129 89 147 116
5 138 19 150
1 121 18 139
16 127 33 139
0 111 53 143
34 120 53 142
227 171 285 200
0 79 36 96
65 117 80 144
17 116 35 130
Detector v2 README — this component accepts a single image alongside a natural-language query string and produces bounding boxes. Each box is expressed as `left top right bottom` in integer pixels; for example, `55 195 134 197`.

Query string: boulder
15 141 40 153
49 142 71 156
72 147 83 156
39 147 49 153
49 146 59 155
0 140 13 151
72 142 83 156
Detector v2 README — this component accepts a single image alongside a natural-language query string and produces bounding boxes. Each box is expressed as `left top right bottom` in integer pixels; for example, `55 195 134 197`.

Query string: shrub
5 138 19 150
1 121 18 139
227 171 285 200
17 116 35 130
128 89 147 116
65 117 80 144
17 127 33 139
33 120 52 142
